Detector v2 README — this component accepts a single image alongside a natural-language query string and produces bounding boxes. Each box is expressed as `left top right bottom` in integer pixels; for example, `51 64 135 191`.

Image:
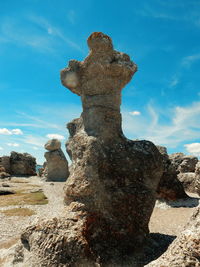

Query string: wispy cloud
7 143 20 147
0 15 83 53
23 135 47 147
122 101 200 148
0 128 23 135
28 15 83 52
16 112 63 130
184 143 200 157
169 75 179 88
181 53 200 68
46 134 65 140
0 147 3 150
67 10 76 24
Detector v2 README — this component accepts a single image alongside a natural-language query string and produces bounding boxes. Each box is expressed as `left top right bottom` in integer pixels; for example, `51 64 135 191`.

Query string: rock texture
145 204 200 267
0 165 10 179
44 139 69 182
0 152 36 176
19 32 163 266
169 153 198 173
156 146 188 200
10 152 36 176
0 156 10 173
195 161 200 196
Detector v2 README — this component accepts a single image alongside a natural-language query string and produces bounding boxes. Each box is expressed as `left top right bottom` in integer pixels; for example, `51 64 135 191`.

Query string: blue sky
1 0 200 164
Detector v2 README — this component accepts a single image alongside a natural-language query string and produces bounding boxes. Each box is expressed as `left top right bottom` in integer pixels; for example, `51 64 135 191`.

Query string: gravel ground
0 176 199 266
0 176 66 245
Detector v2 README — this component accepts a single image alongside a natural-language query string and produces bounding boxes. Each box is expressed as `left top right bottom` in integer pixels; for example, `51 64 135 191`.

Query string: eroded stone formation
43 139 69 181
0 152 36 177
156 146 188 200
20 32 163 266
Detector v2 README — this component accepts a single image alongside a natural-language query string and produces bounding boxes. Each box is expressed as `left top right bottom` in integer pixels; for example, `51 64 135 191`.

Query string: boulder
145 204 200 267
177 172 196 193
19 32 163 266
44 139 69 182
44 138 61 151
0 156 11 173
10 152 36 176
169 153 198 173
156 146 188 200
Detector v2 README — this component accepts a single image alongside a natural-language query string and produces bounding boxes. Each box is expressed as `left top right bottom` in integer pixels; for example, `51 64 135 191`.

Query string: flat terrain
0 176 199 266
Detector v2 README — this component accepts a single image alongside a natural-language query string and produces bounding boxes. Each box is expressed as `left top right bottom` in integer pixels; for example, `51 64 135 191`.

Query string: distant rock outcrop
44 139 69 182
19 32 163 266
169 153 198 173
0 152 36 177
156 146 188 200
0 165 10 179
145 204 200 267
10 152 36 176
169 153 199 194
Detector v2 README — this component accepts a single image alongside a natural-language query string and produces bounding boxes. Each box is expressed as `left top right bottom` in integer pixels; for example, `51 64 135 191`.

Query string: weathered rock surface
19 32 163 266
44 139 69 182
44 138 61 151
195 161 200 196
145 204 200 267
156 146 188 200
0 156 10 173
10 152 36 176
169 153 198 173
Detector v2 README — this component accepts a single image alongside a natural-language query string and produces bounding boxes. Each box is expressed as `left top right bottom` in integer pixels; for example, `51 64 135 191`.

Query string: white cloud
46 134 65 140
181 53 200 68
0 147 3 150
7 143 20 147
184 143 200 156
129 111 141 116
122 101 200 148
0 128 23 135
33 146 39 150
0 128 12 135
11 129 23 135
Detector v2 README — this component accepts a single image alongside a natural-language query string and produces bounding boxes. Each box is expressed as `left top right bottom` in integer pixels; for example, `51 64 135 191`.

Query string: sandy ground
0 176 199 266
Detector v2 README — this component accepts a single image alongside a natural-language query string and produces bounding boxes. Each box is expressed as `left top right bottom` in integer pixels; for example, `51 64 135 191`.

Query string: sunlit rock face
44 139 69 182
20 32 163 266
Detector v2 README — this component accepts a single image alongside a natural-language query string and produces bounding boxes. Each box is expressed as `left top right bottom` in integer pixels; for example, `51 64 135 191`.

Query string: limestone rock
145 205 200 267
156 146 188 200
44 138 61 151
177 172 196 193
195 161 200 195
0 156 11 173
44 139 69 182
10 152 36 176
169 153 198 173
19 32 163 266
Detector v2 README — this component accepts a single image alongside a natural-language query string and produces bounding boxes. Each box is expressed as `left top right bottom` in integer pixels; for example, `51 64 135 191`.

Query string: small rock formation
0 165 10 179
0 156 10 173
156 146 188 200
145 204 200 267
10 152 36 176
19 32 163 266
169 153 198 173
169 153 199 194
44 139 69 181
